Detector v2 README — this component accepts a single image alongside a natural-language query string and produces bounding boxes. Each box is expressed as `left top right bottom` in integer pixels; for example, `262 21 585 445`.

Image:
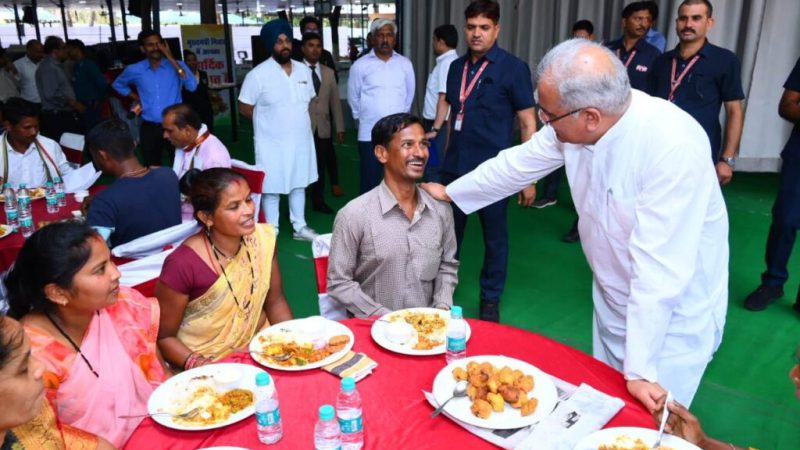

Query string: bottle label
447 336 466 352
20 217 32 227
255 408 281 426
338 416 363 433
57 192 65 200
46 196 57 206
5 210 16 220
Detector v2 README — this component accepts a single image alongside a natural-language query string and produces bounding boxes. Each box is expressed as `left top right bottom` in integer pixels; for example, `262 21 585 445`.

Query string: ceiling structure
22 0 393 13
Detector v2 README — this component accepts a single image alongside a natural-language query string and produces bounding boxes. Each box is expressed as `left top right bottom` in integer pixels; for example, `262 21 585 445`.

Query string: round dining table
125 318 655 449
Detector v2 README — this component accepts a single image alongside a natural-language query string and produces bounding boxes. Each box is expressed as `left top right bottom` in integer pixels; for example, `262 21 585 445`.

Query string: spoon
431 380 469 418
119 407 200 420
652 391 673 450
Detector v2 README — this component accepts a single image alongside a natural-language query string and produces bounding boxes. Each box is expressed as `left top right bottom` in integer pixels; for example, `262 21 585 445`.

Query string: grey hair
371 19 397 35
535 39 631 115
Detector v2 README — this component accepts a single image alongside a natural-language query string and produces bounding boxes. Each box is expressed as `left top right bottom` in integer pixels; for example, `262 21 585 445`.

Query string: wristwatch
430 126 440 134
720 156 736 168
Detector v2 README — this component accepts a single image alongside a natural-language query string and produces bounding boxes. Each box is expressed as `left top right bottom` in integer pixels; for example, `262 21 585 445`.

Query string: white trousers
263 188 307 233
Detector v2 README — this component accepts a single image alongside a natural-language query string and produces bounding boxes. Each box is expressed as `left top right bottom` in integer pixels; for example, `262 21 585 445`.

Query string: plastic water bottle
254 372 282 444
17 185 33 238
446 305 468 363
53 176 66 207
45 181 58 213
314 405 341 450
336 377 363 449
3 183 18 230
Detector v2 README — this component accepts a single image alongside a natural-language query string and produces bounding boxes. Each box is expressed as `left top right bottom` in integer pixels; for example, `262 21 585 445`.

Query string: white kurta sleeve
623 142 721 383
238 68 260 105
347 61 362 120
446 127 565 214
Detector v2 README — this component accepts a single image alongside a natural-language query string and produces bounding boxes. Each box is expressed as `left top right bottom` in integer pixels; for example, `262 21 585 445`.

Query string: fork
119 407 200 420
651 391 673 449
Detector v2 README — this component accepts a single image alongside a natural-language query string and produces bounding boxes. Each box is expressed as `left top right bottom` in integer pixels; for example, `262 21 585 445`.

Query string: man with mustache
327 113 458 317
239 19 319 241
647 0 744 185
347 19 415 194
112 31 197 167
604 1 660 91
438 0 537 322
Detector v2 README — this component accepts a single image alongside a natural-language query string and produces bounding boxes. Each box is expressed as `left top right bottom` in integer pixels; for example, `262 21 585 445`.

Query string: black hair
24 39 41 50
85 118 135 161
302 32 323 46
65 38 86 53
183 49 196 60
5 222 98 319
433 24 458 49
572 19 595 35
679 0 713 17
179 168 248 222
2 97 39 125
0 315 25 371
465 0 500 24
43 36 63 54
300 16 322 33
138 30 162 46
371 113 423 149
642 1 659 20
622 1 651 19
163 103 202 130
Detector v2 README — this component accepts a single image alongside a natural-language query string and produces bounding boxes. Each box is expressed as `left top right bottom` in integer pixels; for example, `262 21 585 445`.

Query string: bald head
536 39 630 115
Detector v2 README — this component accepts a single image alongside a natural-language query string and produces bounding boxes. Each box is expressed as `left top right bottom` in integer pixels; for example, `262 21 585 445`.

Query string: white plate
371 307 472 356
249 316 354 371
0 225 12 239
147 363 269 431
432 355 559 430
574 427 702 450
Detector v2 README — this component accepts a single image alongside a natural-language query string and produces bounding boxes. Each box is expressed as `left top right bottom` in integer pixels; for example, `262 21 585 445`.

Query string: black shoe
562 227 580 243
744 285 784 311
479 299 500 322
532 197 557 209
312 203 334 214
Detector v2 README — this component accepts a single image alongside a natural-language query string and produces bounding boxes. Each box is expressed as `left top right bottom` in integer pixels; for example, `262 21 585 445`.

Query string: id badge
454 113 464 131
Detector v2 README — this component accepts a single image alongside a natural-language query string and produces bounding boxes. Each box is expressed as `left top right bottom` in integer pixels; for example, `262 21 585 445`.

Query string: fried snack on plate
520 398 538 417
470 399 492 419
452 367 468 381
498 385 520 404
497 366 515 385
514 374 535 392
486 392 505 412
511 390 528 409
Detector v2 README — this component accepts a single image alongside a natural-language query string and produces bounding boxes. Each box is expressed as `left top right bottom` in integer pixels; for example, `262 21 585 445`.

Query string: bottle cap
255 372 271 386
341 377 355 392
54 177 61 182
319 404 335 420
451 305 463 319
46 181 53 187
18 184 26 188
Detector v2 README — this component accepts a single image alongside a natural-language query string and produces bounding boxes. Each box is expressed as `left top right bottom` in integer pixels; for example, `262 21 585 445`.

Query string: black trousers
39 110 80 143
310 133 340 206
139 120 172 167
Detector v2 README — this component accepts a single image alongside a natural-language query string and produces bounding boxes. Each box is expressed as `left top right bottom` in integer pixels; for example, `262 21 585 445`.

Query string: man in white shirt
162 103 231 221
238 19 319 241
13 40 43 105
422 39 729 410
347 19 415 194
0 97 72 188
423 24 458 182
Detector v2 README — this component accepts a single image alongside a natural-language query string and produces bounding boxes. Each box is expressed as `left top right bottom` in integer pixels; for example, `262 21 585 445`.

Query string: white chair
118 248 175 287
313 233 348 320
111 221 200 259
230 159 266 222
59 132 84 167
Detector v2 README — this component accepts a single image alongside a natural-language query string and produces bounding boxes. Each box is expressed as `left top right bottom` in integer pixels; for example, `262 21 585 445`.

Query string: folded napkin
63 163 101 193
515 383 625 450
322 351 377 382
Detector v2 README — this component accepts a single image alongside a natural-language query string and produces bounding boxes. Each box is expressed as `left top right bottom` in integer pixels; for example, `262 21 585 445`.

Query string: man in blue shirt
437 0 537 322
112 31 196 167
605 2 660 91
643 1 667 53
86 118 181 247
743 57 800 312
647 0 744 185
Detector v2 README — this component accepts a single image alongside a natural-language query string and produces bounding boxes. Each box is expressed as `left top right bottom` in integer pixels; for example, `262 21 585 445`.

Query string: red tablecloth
0 187 103 271
125 319 653 450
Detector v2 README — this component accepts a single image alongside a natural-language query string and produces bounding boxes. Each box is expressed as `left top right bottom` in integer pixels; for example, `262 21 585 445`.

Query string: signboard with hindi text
180 25 234 118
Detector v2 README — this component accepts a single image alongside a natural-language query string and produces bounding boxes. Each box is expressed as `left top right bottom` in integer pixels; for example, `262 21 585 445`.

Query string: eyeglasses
536 104 585 126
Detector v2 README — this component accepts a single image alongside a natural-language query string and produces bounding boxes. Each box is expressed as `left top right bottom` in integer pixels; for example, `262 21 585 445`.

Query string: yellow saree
177 223 275 360
4 399 97 450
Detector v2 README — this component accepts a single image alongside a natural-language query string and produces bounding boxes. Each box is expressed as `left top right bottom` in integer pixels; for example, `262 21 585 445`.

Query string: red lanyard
668 55 700 102
183 129 211 172
616 48 637 68
459 59 490 113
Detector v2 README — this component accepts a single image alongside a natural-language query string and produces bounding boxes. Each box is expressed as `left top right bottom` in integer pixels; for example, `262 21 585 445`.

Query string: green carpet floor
211 117 799 449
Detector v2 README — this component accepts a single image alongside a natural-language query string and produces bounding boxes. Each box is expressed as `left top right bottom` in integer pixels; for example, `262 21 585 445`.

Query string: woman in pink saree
6 222 167 448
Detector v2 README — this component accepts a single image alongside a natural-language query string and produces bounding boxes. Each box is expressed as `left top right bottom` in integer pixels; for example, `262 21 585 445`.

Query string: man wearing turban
238 19 319 241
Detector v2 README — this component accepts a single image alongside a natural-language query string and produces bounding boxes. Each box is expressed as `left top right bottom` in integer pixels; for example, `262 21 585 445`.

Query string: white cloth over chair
111 221 200 259
313 233 348 320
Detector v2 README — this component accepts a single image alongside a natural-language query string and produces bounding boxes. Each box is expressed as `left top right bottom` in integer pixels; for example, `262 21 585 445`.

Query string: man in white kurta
423 40 728 410
239 19 318 241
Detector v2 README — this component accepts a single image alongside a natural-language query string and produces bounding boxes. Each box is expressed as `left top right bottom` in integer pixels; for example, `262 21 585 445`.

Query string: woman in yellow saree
156 168 294 369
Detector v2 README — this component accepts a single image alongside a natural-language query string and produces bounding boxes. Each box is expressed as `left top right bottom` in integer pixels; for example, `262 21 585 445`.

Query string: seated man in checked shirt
327 113 459 317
